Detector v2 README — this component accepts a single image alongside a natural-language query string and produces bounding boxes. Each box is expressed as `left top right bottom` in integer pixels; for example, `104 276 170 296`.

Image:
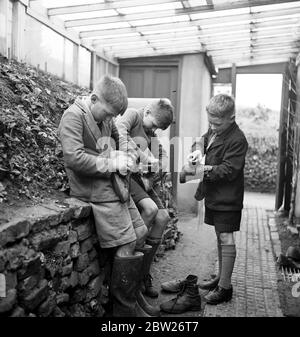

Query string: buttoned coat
194 122 248 211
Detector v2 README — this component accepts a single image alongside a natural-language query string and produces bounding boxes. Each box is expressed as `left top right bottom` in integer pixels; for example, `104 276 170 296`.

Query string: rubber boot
160 275 201 314
110 252 144 317
136 244 161 316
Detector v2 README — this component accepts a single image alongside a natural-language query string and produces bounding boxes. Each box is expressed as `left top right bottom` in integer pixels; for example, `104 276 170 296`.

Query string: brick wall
0 198 109 317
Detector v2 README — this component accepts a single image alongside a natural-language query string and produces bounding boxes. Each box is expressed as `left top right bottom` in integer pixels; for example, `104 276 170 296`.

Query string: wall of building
177 54 211 214
0 0 117 88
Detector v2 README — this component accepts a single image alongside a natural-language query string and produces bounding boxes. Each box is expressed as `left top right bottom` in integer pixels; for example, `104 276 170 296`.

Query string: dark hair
151 98 174 130
206 94 235 119
94 75 128 115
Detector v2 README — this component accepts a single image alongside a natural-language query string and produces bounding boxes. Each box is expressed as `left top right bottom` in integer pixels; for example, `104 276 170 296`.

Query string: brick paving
204 206 283 317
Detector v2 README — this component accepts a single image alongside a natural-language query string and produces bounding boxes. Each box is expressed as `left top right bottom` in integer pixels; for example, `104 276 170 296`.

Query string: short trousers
90 196 145 249
204 207 241 233
130 176 165 210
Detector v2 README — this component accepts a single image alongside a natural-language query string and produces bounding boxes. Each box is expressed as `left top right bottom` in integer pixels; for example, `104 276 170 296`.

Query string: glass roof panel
251 1 300 12
58 10 118 21
118 2 183 15
132 14 190 26
190 7 249 20
73 22 131 32
41 0 105 8
141 26 197 35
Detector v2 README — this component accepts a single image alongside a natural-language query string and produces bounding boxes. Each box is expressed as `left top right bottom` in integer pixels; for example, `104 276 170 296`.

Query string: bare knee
116 240 136 257
138 199 158 223
219 232 235 245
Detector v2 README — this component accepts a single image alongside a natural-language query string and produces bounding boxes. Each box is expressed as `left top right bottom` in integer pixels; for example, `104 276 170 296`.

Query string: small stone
37 295 56 317
86 276 102 301
61 262 73 276
69 271 79 288
5 272 17 290
54 241 70 257
80 238 94 254
74 253 89 272
56 293 70 305
70 243 80 259
0 289 17 313
21 279 48 311
52 306 65 317
76 224 92 241
17 255 41 281
68 230 77 244
10 306 25 317
88 248 98 262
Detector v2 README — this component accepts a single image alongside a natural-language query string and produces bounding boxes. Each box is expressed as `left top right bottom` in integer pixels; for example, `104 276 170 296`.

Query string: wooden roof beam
48 0 180 16
65 0 300 28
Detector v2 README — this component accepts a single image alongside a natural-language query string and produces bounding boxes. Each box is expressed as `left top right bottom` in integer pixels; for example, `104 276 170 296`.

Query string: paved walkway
152 192 284 317
204 206 283 317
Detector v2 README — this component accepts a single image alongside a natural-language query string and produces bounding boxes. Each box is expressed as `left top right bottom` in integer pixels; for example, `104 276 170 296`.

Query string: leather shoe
204 285 233 305
161 275 197 293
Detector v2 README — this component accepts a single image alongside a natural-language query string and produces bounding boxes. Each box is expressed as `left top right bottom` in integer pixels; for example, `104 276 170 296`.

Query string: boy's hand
110 151 133 175
187 150 202 165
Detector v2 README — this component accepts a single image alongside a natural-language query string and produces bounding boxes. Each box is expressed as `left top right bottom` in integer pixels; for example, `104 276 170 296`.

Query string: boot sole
161 305 201 314
205 297 232 305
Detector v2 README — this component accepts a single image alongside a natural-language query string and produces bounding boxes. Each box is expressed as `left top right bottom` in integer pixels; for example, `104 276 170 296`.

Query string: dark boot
161 274 198 293
198 276 220 290
204 285 233 305
160 275 201 314
136 244 160 316
142 238 162 298
110 252 144 317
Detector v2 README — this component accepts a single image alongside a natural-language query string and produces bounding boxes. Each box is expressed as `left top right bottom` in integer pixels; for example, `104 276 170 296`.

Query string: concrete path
151 192 284 317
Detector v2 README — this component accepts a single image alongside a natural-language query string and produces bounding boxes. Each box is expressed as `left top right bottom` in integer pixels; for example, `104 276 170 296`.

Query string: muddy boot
110 252 144 317
161 274 197 293
160 275 201 314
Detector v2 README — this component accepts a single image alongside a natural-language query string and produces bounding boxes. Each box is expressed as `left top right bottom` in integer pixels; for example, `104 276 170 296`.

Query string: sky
236 74 283 111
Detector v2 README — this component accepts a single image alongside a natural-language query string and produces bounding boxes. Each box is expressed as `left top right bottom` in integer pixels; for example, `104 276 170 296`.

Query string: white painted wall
177 54 211 214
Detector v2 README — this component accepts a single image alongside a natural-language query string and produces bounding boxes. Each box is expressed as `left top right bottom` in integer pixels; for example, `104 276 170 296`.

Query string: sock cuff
221 244 236 256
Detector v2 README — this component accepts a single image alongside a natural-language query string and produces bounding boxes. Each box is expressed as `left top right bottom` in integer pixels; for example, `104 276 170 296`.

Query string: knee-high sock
218 244 236 289
217 241 222 277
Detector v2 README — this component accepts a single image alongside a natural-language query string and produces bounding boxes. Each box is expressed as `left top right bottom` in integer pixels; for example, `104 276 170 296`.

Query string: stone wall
0 198 109 317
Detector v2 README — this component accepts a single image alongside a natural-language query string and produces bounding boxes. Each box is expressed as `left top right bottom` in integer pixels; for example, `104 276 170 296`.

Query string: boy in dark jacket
58 75 157 317
160 94 248 313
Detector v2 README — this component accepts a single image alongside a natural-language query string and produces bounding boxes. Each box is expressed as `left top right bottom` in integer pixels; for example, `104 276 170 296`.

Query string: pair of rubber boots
110 240 160 317
277 245 300 269
160 275 202 314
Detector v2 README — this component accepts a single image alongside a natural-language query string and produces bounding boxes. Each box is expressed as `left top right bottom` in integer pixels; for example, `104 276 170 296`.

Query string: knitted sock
217 241 222 277
218 244 236 289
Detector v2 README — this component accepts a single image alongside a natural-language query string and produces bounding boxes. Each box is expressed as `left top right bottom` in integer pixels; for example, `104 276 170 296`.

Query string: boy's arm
116 108 152 163
111 119 128 153
58 111 114 178
204 137 248 182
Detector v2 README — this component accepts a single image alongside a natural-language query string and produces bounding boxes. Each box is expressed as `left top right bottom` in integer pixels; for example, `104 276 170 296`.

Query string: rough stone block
68 230 78 244
17 254 42 280
21 279 49 311
56 293 70 305
88 248 98 262
10 306 26 317
86 276 102 302
52 306 66 317
69 271 79 288
80 238 94 254
0 289 17 313
0 218 31 247
75 253 89 272
78 270 90 286
54 241 70 257
76 224 92 241
18 275 40 296
65 198 91 219
30 225 68 251
70 243 80 259
5 272 17 290
59 276 71 292
37 294 56 317
61 262 73 276
71 288 87 304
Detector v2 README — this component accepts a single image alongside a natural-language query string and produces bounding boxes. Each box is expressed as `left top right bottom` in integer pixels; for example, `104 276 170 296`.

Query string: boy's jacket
58 97 126 202
194 122 248 211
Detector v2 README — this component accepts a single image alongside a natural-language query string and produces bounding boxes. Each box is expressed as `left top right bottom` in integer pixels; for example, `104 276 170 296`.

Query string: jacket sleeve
115 108 151 163
204 137 248 183
111 119 127 153
58 110 113 178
